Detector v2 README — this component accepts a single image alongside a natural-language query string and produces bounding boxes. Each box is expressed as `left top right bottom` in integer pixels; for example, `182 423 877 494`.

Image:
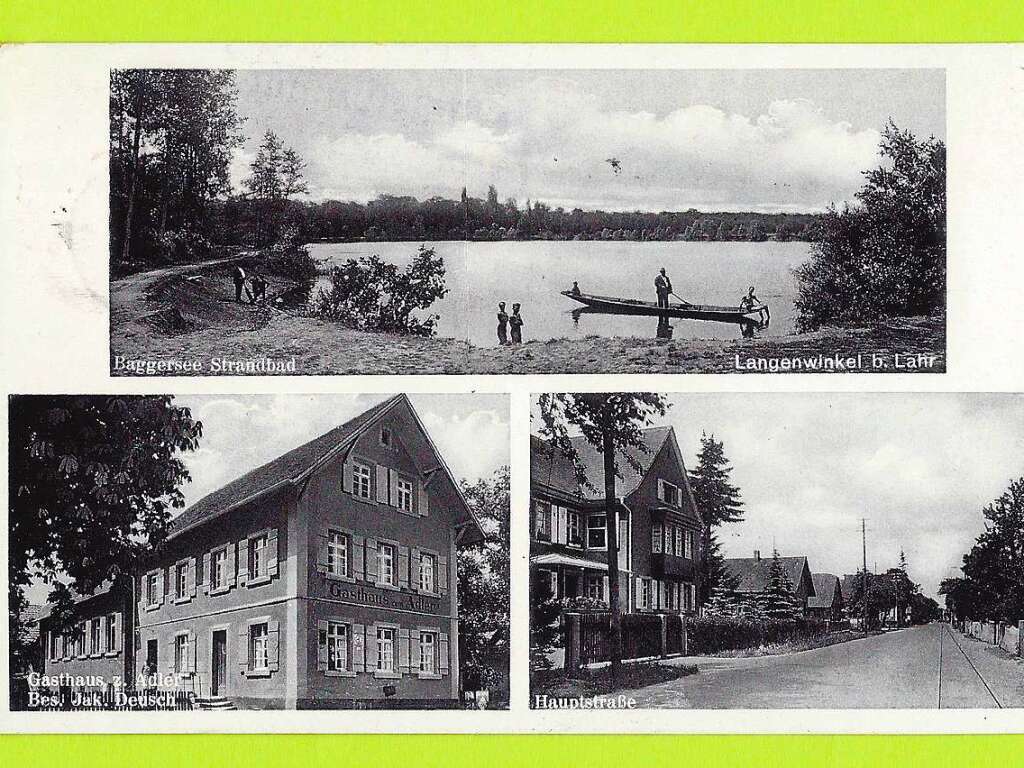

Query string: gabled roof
168 395 484 544
530 426 674 501
724 555 814 596
808 573 841 609
37 580 118 621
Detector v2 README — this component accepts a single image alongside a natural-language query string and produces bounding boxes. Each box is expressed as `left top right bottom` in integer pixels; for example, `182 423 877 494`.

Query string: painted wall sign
318 576 444 615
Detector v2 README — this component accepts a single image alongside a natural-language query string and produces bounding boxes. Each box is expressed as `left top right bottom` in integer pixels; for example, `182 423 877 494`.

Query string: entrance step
195 696 237 711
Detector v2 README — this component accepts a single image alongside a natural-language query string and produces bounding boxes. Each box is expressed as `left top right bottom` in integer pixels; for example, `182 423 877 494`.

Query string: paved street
624 623 1024 708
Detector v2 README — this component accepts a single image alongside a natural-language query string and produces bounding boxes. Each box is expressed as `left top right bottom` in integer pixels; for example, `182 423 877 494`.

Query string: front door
212 630 227 696
146 639 157 672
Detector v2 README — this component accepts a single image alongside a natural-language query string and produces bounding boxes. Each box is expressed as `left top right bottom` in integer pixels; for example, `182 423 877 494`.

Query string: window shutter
418 482 429 517
376 464 389 504
439 633 450 676
237 538 249 586
227 543 237 587
389 468 399 509
410 548 421 592
352 624 365 673
238 626 249 669
657 479 666 502
165 641 175 673
115 612 124 653
202 552 211 594
188 557 197 598
438 555 448 594
398 546 410 590
268 619 280 672
365 539 378 581
267 528 279 576
411 631 421 671
635 577 643 608
343 457 354 494
317 620 329 672
602 576 609 604
317 531 329 574
188 631 197 673
156 569 165 606
652 524 662 554
352 535 365 580
398 629 411 674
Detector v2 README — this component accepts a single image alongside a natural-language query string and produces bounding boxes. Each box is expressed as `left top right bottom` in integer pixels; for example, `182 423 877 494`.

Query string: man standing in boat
655 267 673 309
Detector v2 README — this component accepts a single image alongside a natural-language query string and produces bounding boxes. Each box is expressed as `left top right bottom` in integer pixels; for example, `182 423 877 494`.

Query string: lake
305 240 811 347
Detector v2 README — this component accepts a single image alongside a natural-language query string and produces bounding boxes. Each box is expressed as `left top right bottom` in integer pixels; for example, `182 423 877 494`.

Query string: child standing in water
509 303 524 344
496 302 509 345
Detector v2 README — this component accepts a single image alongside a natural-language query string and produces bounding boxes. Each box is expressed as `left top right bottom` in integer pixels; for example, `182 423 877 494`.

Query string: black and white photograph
108 67 946 375
529 393 1024 709
9 393 510 710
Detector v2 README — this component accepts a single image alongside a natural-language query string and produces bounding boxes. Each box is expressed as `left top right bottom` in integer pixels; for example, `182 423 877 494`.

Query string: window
377 627 396 672
419 632 436 674
567 512 582 547
49 633 59 660
212 548 228 590
651 523 663 554
105 614 117 653
250 534 268 578
419 552 436 593
353 462 373 500
250 623 269 671
328 530 349 577
175 561 188 600
587 515 607 549
587 576 604 601
327 622 349 672
674 527 683 557
90 618 101 654
534 501 551 541
145 572 159 606
174 634 189 674
684 530 694 559
640 579 652 610
396 477 414 513
379 426 392 447
378 543 396 587
660 480 681 507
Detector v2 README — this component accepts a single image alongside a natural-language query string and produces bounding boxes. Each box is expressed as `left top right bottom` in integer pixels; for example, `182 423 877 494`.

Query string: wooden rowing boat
561 290 769 325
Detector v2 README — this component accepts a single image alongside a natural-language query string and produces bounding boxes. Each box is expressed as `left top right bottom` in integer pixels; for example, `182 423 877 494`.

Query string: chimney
754 550 761 562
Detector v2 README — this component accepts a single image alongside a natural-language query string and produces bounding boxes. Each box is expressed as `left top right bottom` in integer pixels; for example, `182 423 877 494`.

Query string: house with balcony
530 426 704 617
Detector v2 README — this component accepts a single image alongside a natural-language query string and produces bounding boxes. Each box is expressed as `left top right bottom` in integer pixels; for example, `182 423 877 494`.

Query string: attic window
379 427 392 448
659 480 681 507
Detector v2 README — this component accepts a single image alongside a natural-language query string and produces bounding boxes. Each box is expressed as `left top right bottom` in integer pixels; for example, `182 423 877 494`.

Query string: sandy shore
110 259 946 375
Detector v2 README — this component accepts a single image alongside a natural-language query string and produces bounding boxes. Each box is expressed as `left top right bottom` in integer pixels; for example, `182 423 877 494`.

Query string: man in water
654 267 673 309
497 302 509 345
232 265 247 303
509 303 524 344
739 285 761 312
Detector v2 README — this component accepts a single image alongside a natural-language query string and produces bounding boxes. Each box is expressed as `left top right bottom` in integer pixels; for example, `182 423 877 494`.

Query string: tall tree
761 550 802 620
689 432 744 603
536 393 668 677
960 477 1024 621
8 396 202 673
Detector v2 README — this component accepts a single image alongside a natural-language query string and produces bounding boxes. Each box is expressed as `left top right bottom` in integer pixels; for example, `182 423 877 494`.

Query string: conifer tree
690 432 744 603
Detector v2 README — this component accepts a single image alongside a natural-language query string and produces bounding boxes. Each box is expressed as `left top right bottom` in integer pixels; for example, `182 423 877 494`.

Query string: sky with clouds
231 68 944 212
532 394 1024 599
174 393 509 510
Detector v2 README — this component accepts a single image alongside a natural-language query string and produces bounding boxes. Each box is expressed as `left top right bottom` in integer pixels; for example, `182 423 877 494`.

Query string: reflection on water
572 306 768 340
306 240 809 347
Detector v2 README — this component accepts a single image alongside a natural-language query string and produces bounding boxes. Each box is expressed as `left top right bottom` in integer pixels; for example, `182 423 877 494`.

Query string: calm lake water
305 240 811 347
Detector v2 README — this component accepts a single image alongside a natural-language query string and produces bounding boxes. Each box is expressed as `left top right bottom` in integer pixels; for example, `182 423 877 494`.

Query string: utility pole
861 519 869 630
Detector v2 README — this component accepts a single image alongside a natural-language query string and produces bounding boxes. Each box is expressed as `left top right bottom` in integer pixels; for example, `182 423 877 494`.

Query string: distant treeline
209 189 824 246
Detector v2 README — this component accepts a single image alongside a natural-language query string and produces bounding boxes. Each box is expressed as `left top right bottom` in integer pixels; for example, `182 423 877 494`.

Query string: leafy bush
561 596 608 612
155 229 212 264
313 244 448 336
794 123 946 331
687 615 823 655
264 225 318 282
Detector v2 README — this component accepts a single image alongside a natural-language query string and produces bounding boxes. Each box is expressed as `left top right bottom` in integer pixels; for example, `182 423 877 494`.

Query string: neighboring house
36 395 484 710
807 573 844 624
530 426 704 616
723 552 817 614
15 604 44 675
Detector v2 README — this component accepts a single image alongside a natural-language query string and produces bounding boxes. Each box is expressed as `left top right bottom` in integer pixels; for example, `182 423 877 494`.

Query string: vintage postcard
8 393 510 712
529 393 1024 710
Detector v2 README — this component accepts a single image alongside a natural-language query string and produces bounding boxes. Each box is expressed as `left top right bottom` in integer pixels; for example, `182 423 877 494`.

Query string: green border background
1 1 1023 764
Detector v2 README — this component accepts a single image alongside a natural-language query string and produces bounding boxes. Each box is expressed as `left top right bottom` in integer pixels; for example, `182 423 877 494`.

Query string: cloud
303 77 882 211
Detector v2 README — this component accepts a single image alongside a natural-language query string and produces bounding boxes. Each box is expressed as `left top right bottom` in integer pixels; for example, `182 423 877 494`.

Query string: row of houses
529 425 846 625
32 396 485 710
